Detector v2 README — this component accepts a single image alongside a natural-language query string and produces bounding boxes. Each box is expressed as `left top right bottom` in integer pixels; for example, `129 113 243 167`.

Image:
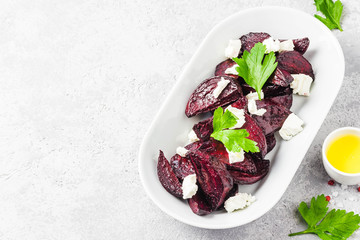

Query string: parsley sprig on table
289 195 360 239
233 42 277 100
210 107 259 153
314 0 344 31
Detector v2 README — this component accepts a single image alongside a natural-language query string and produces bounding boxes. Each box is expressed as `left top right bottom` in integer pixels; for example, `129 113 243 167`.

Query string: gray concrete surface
0 0 359 239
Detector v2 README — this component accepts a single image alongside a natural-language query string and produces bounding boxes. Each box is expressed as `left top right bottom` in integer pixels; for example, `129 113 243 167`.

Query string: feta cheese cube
227 148 245 164
290 74 313 96
248 99 266 116
279 39 295 52
279 113 304 140
213 77 230 98
224 64 239 75
246 91 264 101
225 39 242 59
182 174 198 199
176 146 189 157
224 192 256 213
263 37 280 53
188 129 199 143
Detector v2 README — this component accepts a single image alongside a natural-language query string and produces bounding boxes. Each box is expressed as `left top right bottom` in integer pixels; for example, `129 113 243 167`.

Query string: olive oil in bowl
326 134 360 174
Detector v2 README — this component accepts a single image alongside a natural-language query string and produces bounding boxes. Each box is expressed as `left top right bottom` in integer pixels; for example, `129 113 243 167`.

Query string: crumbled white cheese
188 129 200 143
224 64 239 75
246 91 264 101
248 99 266 116
182 174 198 199
263 37 280 53
332 191 339 197
279 39 295 52
341 184 348 190
224 193 256 213
279 113 304 140
226 106 245 129
290 74 313 96
213 77 230 98
176 146 188 157
225 39 242 59
227 148 245 164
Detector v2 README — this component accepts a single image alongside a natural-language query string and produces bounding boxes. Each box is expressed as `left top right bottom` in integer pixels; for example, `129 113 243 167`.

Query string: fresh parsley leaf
212 107 238 132
289 194 360 239
233 42 277 100
298 195 329 228
210 107 260 153
314 0 343 31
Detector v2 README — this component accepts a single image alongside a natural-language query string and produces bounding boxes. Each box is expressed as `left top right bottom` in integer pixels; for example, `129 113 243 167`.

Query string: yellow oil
326 134 360 174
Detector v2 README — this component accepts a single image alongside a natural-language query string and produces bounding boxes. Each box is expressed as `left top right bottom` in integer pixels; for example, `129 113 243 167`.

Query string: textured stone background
0 0 359 239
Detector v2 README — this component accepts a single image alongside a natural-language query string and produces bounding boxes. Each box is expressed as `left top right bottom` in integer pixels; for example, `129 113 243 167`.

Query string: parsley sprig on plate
289 195 360 239
233 42 277 100
210 107 259 153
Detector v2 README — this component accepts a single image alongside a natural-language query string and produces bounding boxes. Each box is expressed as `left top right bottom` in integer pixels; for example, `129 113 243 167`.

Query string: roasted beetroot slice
226 153 258 174
269 68 294 87
277 51 314 79
240 32 271 53
241 83 290 98
188 189 213 216
185 76 242 117
268 90 293 110
192 117 213 142
229 159 270 184
251 99 291 135
188 150 233 210
266 134 276 154
215 59 239 78
185 141 203 151
230 96 248 111
170 154 195 181
157 150 183 198
243 114 267 157
293 37 310 55
197 139 228 164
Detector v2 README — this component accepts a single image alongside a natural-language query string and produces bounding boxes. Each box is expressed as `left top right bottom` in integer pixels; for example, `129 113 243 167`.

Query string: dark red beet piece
188 150 233 210
241 83 290 98
266 134 276 154
226 153 258 174
185 76 243 117
277 51 314 79
251 99 291 135
243 113 268 157
231 96 248 111
197 139 229 164
215 59 239 78
192 117 213 142
185 141 203 151
293 37 310 55
188 189 213 216
240 32 271 53
170 154 195 181
269 68 294 87
157 150 183 198
229 159 270 184
268 91 293 110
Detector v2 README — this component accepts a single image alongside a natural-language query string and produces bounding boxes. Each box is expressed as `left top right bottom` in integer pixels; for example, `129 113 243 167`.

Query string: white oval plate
138 6 344 229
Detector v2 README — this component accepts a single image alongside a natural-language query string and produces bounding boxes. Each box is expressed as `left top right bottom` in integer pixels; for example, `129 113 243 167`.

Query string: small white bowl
322 127 360 185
